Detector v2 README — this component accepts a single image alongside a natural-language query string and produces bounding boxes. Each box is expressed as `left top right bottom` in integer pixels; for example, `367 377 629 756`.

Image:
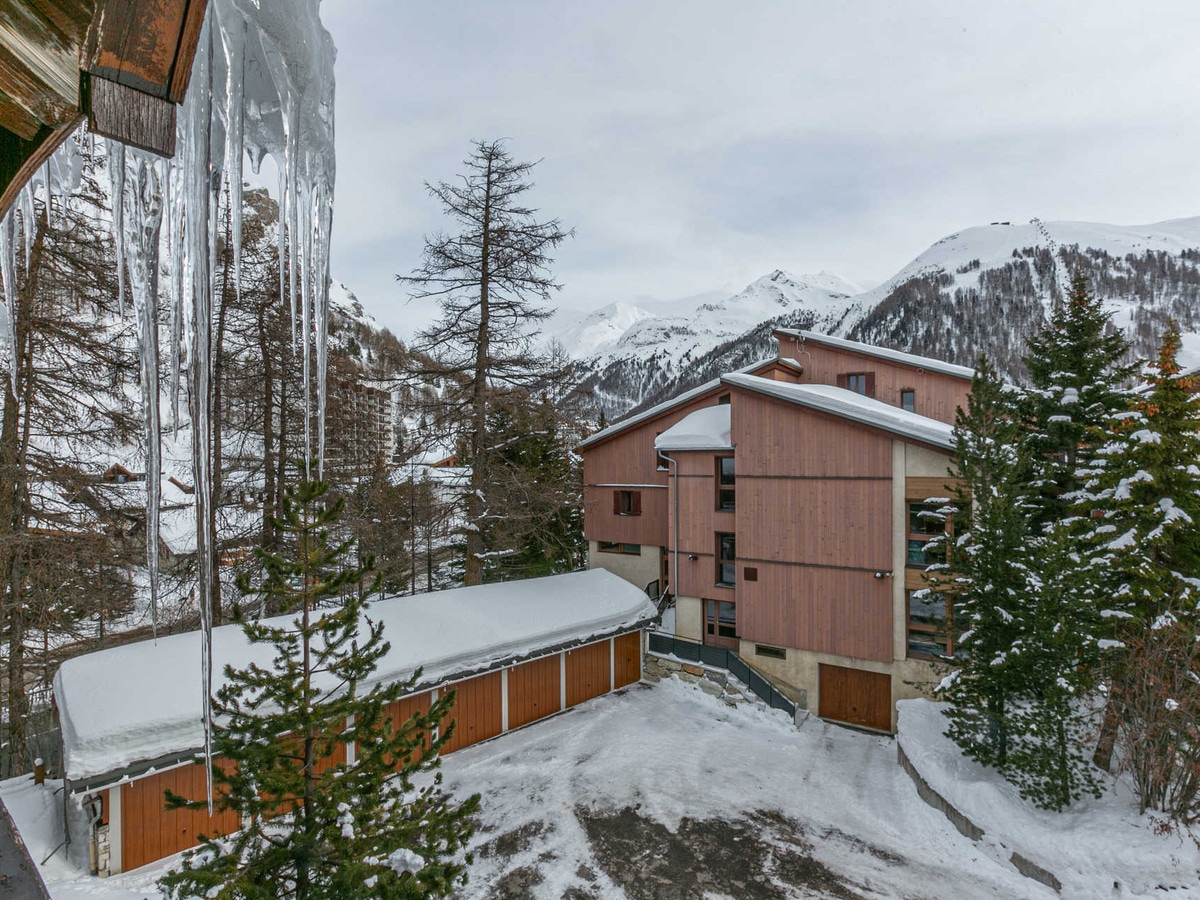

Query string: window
717 456 735 510
907 501 948 569
598 541 641 555
837 371 875 397
901 389 915 413
613 489 641 516
908 589 953 659
705 599 737 638
717 533 736 586
755 643 786 660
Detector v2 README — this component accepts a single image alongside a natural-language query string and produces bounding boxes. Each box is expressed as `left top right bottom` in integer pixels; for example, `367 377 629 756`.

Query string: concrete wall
587 541 660 593
675 596 703 641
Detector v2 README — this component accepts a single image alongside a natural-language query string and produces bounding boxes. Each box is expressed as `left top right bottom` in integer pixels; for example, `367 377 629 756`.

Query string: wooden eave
576 357 797 454
0 0 207 217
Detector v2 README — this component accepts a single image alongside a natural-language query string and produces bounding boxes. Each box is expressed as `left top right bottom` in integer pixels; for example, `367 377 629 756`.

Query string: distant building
578 330 973 731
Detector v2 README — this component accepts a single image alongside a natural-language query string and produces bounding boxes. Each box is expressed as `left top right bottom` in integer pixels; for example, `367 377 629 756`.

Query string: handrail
646 632 795 717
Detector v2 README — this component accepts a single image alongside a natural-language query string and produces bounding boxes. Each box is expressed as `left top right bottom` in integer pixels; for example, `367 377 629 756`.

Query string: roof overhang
773 329 976 382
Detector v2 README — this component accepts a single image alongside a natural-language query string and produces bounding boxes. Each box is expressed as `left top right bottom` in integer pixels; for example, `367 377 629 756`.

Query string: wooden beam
85 72 175 156
0 116 80 220
166 0 207 103
0 93 41 140
0 41 77 127
0 0 81 110
88 0 191 99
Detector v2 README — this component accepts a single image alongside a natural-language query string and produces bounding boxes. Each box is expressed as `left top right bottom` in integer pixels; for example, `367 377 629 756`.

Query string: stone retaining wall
643 654 760 710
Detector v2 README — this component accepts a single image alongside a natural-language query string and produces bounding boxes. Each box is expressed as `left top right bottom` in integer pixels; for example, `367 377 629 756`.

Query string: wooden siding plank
565 640 611 707
818 664 892 731
613 632 641 689
507 654 561 730
441 672 502 754
385 692 432 767
86 72 176 156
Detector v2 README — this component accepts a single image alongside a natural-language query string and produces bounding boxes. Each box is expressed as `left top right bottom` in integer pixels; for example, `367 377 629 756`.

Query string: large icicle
118 150 166 640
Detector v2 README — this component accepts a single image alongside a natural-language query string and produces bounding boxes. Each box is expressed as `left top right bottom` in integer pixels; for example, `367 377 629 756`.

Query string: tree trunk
464 156 494 586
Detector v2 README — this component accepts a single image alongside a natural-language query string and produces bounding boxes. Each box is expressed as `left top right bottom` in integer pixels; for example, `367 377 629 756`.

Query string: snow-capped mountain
572 269 864 414
578 218 1200 418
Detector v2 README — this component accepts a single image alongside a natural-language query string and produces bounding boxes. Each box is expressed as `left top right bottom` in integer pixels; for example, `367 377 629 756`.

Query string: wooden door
613 632 642 689
440 672 503 754
121 762 239 871
565 640 611 707
818 664 892 732
508 655 562 730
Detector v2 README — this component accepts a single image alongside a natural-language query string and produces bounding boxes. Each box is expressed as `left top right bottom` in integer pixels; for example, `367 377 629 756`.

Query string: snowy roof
774 330 976 381
55 569 656 783
654 405 732 451
577 357 779 450
722 375 955 450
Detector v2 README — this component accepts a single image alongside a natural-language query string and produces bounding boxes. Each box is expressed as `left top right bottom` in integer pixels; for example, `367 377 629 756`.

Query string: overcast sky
321 1 1200 340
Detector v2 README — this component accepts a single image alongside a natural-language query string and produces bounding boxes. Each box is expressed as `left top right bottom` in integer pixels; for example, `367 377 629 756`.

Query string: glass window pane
719 457 735 484
901 390 915 413
706 599 716 620
718 489 736 511
909 503 944 534
718 601 736 624
720 562 736 585
909 591 947 626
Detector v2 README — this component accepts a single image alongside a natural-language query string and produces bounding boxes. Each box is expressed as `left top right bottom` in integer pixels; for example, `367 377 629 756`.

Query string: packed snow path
445 678 1046 899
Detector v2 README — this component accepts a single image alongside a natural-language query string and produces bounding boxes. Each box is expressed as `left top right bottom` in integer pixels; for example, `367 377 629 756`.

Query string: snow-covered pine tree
933 356 1030 768
1003 522 1104 810
1076 322 1200 808
1019 271 1137 525
159 476 479 900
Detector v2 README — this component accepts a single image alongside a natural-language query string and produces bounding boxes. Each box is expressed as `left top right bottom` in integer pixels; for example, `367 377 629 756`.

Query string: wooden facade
90 631 645 873
580 330 964 731
774 331 972 425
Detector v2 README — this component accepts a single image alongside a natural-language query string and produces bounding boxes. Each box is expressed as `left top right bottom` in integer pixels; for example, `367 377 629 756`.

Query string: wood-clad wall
386 692 432 765
119 761 239 872
774 335 971 425
730 391 895 661
441 672 503 754
565 641 611 707
507 654 561 730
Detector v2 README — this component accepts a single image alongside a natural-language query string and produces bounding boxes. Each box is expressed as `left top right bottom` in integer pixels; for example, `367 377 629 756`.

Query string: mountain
571 269 864 414
577 218 1200 417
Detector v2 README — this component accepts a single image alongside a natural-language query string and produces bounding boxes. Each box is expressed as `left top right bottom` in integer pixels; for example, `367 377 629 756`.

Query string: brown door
121 762 240 871
565 640 611 707
703 599 739 651
508 654 562 729
441 672 503 754
613 632 642 689
818 664 892 732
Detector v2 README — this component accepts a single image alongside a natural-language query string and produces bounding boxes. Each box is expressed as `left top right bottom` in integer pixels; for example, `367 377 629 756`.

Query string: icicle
0 212 17 394
19 185 35 274
220 16 247 303
119 150 166 640
110 143 127 317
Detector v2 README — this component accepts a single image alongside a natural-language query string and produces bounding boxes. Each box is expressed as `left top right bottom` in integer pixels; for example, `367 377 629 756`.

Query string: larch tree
159 475 479 900
398 139 572 585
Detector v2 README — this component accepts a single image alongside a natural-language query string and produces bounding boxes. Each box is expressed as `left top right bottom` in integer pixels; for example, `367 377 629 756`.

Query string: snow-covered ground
5 678 1195 898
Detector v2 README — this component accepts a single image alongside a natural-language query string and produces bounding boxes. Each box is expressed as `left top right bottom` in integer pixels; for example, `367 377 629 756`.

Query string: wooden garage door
386 692 433 767
613 632 642 689
565 640 611 708
121 761 239 872
441 672 503 754
818 664 892 732
508 654 562 730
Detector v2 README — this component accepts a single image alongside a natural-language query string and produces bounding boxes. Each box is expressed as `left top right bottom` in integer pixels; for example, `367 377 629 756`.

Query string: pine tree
1076 322 1200 793
934 357 1030 768
1003 522 1104 810
1019 271 1137 524
159 476 479 900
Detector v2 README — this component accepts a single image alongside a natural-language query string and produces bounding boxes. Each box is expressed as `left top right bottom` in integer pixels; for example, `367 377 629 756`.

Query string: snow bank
723 375 956 450
897 699 1200 898
56 569 656 782
653 405 731 451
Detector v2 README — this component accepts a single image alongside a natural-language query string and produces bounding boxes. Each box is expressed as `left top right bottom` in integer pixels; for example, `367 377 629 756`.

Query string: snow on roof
577 357 777 450
55 569 656 782
774 330 976 381
722 375 955 450
654 405 732 451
